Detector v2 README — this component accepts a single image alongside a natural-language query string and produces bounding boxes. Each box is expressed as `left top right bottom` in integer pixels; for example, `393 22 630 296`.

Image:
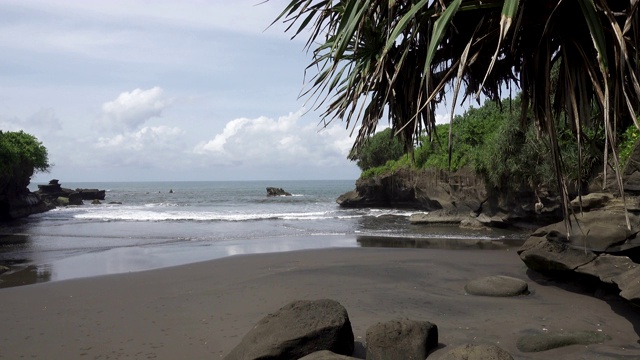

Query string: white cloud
99 87 171 131
194 110 354 167
95 125 185 168
97 125 184 150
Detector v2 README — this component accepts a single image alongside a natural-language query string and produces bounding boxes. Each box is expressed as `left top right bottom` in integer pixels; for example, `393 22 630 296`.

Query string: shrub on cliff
348 128 405 171
0 131 50 192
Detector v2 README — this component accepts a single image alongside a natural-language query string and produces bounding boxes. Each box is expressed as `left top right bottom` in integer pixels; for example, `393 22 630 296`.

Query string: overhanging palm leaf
271 0 640 230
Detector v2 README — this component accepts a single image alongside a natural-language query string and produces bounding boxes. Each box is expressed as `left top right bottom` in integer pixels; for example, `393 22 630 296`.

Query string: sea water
0 180 524 286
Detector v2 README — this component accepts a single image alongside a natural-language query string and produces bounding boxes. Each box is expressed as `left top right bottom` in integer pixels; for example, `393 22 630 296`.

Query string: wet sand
2 247 640 359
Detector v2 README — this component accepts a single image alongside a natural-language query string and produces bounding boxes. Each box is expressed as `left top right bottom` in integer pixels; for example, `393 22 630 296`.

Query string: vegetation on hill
348 128 404 171
354 96 640 197
0 130 50 192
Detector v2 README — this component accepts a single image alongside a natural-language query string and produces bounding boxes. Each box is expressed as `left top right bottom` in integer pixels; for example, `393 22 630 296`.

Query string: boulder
529 211 640 252
439 343 514 360
516 331 611 352
517 232 597 273
519 205 640 303
464 275 529 297
365 319 438 360
223 299 354 360
266 187 292 196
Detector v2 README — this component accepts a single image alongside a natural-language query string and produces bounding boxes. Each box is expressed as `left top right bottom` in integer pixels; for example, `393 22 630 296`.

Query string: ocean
0 180 525 287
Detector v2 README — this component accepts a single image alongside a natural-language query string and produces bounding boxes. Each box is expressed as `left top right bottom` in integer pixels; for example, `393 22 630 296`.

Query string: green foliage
618 124 640 166
360 96 605 194
349 128 405 171
0 130 50 180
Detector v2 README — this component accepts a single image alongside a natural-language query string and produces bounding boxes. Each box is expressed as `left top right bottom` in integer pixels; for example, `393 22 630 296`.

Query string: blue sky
0 1 454 183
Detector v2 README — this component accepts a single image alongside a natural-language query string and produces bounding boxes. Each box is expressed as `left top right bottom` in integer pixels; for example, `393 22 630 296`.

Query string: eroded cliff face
337 168 563 228
0 165 51 221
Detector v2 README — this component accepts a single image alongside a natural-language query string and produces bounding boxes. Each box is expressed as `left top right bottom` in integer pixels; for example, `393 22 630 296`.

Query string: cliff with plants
338 97 638 228
0 131 52 220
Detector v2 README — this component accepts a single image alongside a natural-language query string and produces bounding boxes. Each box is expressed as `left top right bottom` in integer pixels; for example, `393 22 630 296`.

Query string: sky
0 1 454 183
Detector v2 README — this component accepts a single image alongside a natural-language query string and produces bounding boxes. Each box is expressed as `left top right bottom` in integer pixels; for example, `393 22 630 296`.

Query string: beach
2 246 640 359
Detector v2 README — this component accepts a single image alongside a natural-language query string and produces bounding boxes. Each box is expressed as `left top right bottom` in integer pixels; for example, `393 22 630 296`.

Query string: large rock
439 343 514 360
518 232 598 273
266 187 292 196
223 299 354 360
528 210 640 252
518 204 640 303
365 319 438 360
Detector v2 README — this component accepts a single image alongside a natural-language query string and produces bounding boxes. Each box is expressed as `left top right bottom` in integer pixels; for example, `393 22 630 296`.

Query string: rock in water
366 319 438 360
266 187 292 196
223 299 354 360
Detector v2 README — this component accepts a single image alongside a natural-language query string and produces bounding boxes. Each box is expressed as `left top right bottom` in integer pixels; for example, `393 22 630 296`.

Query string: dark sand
2 247 640 359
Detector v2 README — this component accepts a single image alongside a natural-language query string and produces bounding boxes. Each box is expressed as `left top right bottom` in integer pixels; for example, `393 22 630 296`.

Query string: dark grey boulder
517 233 597 273
439 343 514 360
516 331 611 352
298 350 359 359
266 187 292 196
529 211 639 252
574 254 637 284
464 275 529 297
223 299 354 360
365 319 438 360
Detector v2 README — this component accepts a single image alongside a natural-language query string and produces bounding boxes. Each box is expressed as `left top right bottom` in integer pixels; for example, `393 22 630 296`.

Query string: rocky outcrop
337 168 563 229
518 194 640 303
223 299 354 360
34 179 106 207
266 187 292 196
0 167 53 221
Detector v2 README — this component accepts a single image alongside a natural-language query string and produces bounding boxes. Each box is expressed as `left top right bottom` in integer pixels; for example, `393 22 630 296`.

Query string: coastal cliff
0 163 53 221
337 168 563 228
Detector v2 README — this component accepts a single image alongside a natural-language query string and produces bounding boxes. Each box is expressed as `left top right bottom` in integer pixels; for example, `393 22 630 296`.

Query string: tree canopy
0 130 50 186
273 0 640 224
348 128 405 170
